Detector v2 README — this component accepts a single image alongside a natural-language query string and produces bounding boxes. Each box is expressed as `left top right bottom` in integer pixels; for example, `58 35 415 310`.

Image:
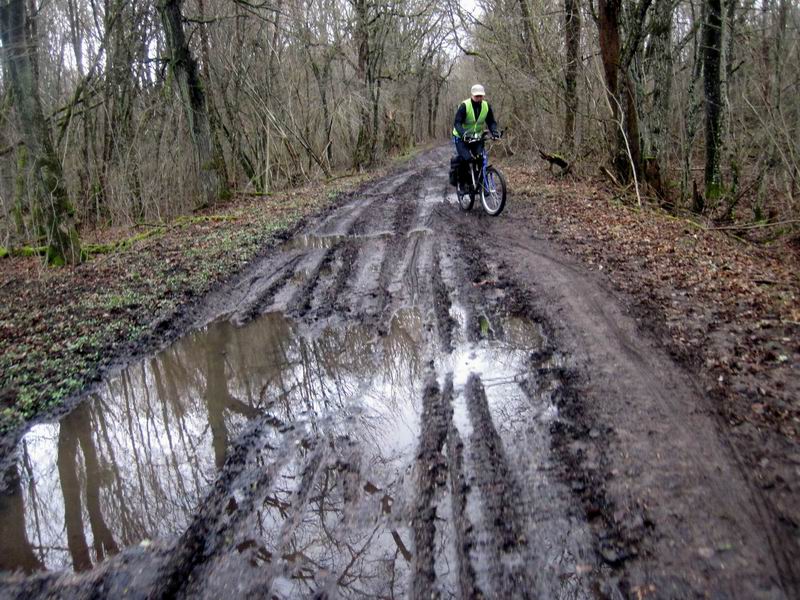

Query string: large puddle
0 307 544 577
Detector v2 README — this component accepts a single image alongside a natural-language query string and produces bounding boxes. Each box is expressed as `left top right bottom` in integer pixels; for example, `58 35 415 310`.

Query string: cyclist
450 84 500 191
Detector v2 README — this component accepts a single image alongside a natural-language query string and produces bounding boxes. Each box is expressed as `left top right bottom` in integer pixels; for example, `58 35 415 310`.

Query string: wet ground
0 148 795 598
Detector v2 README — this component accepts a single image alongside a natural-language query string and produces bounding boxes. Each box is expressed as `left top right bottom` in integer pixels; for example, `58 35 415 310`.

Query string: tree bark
0 0 81 265
196 0 228 186
518 0 539 68
158 0 226 206
647 0 672 161
597 0 649 183
643 0 673 200
352 0 372 169
563 0 580 154
597 0 627 177
703 0 724 200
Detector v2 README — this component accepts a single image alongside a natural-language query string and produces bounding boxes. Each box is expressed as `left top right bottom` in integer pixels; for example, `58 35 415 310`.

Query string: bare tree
703 0 724 202
563 0 580 154
0 0 81 264
157 0 226 206
642 0 674 200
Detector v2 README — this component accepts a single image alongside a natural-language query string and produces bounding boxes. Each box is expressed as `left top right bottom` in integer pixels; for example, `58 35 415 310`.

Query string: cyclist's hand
491 131 501 140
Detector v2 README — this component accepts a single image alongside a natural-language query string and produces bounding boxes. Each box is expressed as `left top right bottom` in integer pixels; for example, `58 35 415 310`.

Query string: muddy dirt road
0 148 795 598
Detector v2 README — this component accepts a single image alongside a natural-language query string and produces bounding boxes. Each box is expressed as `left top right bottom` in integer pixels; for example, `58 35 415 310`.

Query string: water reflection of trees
2 308 425 576
214 310 426 597
252 439 415 598
0 462 43 573
57 401 119 571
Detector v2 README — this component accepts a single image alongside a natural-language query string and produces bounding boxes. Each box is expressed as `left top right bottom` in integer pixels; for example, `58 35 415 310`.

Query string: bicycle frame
466 138 491 195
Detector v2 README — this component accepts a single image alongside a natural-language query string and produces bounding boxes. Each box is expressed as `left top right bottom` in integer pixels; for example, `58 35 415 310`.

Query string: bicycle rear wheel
481 166 507 216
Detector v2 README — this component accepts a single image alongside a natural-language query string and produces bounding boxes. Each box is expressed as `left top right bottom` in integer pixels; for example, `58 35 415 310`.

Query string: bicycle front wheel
481 166 507 216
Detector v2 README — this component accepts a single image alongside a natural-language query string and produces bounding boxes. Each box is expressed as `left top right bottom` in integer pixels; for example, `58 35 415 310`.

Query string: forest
0 0 798 261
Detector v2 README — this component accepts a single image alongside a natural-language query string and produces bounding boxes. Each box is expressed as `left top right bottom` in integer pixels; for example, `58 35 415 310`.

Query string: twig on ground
599 166 621 187
707 219 800 231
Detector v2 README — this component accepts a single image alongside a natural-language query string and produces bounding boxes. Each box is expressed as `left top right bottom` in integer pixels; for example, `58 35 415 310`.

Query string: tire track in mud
286 244 342 316
431 243 456 353
464 375 536 599
445 405 482 599
233 168 419 324
311 193 388 320
317 241 360 319
150 413 300 600
434 206 507 344
217 443 328 598
168 164 441 596
266 168 421 324
238 255 305 324
411 378 451 600
375 180 421 319
401 231 427 307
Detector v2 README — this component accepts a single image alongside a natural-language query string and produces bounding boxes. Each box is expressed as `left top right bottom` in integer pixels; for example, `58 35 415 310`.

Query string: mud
0 148 795 598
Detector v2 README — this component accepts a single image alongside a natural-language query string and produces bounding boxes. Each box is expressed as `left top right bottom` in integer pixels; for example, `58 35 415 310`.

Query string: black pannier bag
449 156 460 186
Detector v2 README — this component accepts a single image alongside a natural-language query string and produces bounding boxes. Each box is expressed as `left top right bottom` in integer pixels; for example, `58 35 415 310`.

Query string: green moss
81 229 161 259
479 315 491 337
46 246 66 266
705 180 724 202
0 245 48 258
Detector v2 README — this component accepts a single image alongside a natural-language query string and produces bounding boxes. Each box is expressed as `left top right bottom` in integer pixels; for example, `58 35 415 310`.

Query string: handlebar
463 130 503 144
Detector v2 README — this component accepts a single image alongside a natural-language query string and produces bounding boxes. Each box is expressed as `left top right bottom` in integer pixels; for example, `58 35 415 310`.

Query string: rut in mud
0 148 794 599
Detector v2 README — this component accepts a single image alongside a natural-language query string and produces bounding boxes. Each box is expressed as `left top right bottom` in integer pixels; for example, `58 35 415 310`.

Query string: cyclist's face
472 95 484 102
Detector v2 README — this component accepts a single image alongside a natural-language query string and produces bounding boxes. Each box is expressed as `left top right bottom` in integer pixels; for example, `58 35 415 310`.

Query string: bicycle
456 131 507 216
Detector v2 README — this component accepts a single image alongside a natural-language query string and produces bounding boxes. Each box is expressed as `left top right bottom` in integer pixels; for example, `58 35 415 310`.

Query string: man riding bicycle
450 84 501 191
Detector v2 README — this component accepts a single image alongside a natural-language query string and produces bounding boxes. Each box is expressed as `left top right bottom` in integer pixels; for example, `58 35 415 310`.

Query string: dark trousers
452 136 484 184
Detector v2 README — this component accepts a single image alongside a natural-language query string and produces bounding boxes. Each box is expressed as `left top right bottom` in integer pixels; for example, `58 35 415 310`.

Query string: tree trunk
682 0 705 208
643 0 673 200
158 0 226 206
760 0 772 105
518 0 541 68
563 0 580 154
196 0 229 187
703 0 724 200
647 0 672 161
597 0 628 179
597 0 648 183
431 76 443 138
720 0 739 211
0 0 81 265
353 0 372 169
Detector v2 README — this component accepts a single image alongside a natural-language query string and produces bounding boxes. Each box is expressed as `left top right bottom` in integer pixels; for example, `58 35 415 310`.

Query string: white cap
471 84 485 97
